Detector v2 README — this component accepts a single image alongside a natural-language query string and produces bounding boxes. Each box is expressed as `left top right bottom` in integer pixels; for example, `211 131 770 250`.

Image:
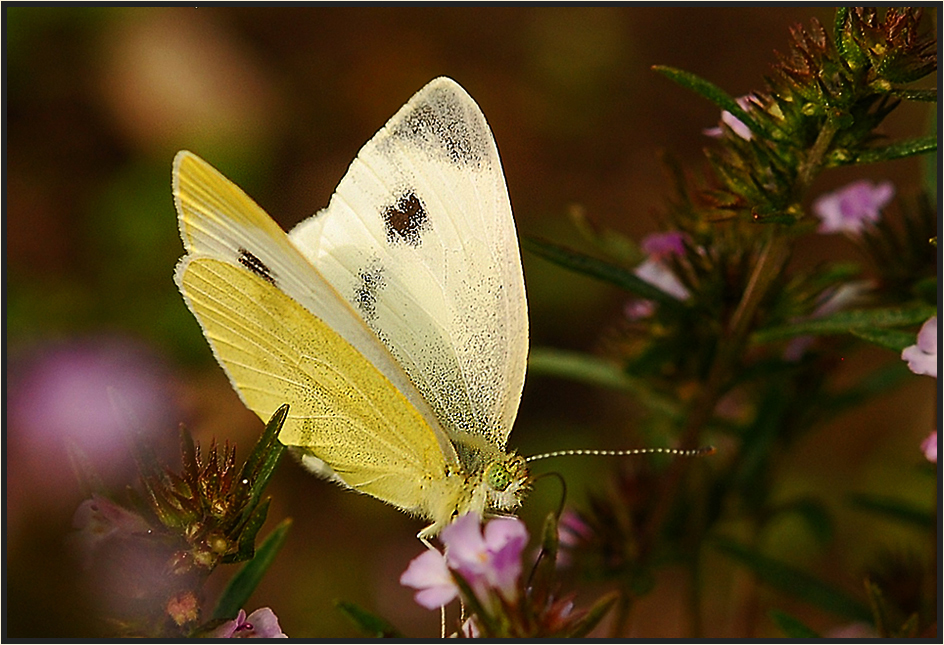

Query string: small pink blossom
921 431 937 464
901 316 937 378
640 231 688 260
210 608 287 638
557 509 594 568
400 513 529 611
400 548 457 609
626 231 690 320
703 96 754 140
812 180 894 234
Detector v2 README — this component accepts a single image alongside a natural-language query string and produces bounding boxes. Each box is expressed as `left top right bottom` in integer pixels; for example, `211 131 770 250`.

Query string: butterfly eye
485 462 512 492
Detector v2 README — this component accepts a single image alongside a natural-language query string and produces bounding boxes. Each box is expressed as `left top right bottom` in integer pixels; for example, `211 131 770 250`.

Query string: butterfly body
174 78 529 537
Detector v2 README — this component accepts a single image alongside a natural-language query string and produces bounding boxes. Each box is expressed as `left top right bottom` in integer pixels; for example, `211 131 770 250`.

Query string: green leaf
568 205 645 265
528 347 682 419
848 327 917 351
213 518 292 620
769 497 833 544
769 609 822 638
836 135 937 166
753 303 935 343
235 405 288 530
335 600 405 638
712 538 871 621
566 591 619 638
65 439 106 498
225 498 271 564
652 65 763 136
847 493 935 530
888 88 937 102
523 237 685 309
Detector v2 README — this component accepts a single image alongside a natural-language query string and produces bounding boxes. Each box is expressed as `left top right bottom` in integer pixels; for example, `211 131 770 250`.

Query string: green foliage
214 519 293 621
769 609 822 638
529 7 937 638
335 601 405 638
712 538 872 621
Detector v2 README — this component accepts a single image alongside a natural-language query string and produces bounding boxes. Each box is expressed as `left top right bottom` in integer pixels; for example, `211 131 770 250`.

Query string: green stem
639 231 790 563
797 113 842 193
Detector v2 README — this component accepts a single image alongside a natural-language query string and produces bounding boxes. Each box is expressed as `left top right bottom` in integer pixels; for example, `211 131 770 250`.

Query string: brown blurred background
5 6 936 638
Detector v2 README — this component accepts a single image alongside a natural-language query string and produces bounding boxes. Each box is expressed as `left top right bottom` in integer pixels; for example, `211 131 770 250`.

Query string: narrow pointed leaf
653 65 764 136
837 135 937 166
236 405 288 529
213 518 292 620
712 538 871 621
753 303 936 343
888 88 937 102
523 237 685 309
528 347 682 419
225 498 272 564
847 494 934 530
335 601 405 638
65 439 106 498
848 327 917 352
566 591 618 638
769 609 822 638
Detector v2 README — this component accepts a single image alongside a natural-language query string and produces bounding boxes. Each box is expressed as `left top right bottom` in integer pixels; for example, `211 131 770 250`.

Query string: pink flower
210 608 287 638
626 231 690 321
901 316 937 378
400 513 529 610
812 180 894 234
921 431 937 464
703 96 754 141
556 509 594 568
640 231 688 260
400 548 457 609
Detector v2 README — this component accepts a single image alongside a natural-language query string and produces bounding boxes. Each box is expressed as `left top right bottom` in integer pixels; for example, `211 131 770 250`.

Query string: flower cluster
400 513 614 638
401 513 527 611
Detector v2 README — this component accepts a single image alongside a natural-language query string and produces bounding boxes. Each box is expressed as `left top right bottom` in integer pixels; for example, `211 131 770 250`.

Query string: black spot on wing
238 248 276 285
383 191 428 247
353 264 385 321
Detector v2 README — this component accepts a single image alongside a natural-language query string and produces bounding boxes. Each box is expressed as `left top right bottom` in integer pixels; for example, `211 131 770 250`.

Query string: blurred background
6 6 936 638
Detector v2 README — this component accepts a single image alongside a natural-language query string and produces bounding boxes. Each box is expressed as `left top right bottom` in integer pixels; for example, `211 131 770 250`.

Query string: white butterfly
174 77 530 538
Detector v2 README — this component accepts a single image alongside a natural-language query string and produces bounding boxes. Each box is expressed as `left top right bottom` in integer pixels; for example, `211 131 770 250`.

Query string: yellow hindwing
178 257 456 516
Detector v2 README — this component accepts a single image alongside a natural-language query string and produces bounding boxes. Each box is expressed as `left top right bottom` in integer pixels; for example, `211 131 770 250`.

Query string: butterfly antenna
525 445 716 463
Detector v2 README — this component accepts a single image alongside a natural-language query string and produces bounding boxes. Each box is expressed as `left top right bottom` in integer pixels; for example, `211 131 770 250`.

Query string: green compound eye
486 462 512 492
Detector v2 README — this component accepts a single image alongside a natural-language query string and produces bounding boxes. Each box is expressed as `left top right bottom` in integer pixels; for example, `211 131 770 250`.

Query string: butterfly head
483 453 529 512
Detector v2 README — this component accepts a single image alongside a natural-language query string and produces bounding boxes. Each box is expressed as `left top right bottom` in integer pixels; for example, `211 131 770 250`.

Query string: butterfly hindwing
289 77 528 451
176 257 462 518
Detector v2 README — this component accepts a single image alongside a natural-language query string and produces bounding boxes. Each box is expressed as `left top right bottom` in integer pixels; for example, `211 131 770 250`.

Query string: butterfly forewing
173 151 458 467
289 77 528 451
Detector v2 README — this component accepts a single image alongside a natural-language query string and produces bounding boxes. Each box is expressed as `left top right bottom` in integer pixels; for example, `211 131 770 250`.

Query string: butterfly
174 77 530 538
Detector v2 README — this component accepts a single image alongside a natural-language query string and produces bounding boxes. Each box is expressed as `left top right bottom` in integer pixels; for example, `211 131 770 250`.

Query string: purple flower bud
812 180 895 234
